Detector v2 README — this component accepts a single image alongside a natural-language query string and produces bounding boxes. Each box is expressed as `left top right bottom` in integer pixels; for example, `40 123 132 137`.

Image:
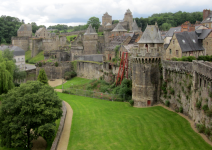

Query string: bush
38 62 42 67
112 58 116 62
165 100 170 107
64 71 77 80
170 88 175 95
179 106 183 113
129 100 134 106
196 101 202 109
206 110 212 117
205 127 211 136
196 124 205 133
55 62 58 67
202 104 209 112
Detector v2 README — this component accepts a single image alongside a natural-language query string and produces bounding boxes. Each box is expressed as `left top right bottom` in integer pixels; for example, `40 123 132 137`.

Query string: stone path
48 79 66 87
57 101 73 150
153 104 212 146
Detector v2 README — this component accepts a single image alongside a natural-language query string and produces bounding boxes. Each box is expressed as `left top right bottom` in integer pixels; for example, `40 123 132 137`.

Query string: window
192 39 196 43
169 49 172 54
207 42 208 45
173 40 175 44
204 80 206 87
182 40 185 44
176 50 179 56
200 78 202 87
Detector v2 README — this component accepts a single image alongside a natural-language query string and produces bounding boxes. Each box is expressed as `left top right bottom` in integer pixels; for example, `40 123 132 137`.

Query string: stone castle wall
36 62 71 79
160 60 212 129
11 37 29 51
77 61 103 79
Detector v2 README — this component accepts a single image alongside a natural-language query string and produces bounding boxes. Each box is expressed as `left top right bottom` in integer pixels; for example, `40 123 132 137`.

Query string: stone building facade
83 24 98 55
102 12 112 27
202 9 212 28
17 24 32 37
35 27 51 38
123 9 133 31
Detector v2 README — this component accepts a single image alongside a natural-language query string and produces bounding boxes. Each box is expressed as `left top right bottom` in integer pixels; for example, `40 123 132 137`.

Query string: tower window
169 49 172 54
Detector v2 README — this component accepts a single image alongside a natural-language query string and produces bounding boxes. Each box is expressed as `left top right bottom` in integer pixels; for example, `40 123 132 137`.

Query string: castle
12 9 212 134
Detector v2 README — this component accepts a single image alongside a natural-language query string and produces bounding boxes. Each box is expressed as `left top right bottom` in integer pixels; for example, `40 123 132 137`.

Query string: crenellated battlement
132 57 161 64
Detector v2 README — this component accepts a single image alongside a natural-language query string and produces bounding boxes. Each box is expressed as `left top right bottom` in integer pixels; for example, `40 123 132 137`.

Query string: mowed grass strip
57 92 212 150
55 77 92 89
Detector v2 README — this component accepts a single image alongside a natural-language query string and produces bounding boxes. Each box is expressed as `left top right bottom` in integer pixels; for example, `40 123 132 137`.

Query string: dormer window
182 40 185 44
192 39 196 43
207 18 210 20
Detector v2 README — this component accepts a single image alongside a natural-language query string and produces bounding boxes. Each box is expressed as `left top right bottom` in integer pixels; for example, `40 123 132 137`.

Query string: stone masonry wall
36 62 71 79
12 37 29 51
161 60 212 132
77 61 103 79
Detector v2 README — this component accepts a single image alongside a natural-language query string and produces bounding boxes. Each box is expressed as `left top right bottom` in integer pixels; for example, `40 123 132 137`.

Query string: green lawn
29 51 44 64
57 92 212 150
66 35 77 42
55 77 92 89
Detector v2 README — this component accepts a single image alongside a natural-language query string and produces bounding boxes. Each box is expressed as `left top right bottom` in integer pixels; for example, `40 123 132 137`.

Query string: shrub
64 71 77 80
196 124 205 133
205 127 211 136
38 62 42 67
196 101 202 109
179 106 183 113
112 58 116 62
170 88 175 95
202 105 209 112
129 100 134 106
165 100 170 107
206 110 212 117
55 62 58 67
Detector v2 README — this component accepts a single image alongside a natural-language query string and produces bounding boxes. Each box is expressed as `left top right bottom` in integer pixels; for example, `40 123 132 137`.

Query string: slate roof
0 45 25 56
175 31 204 52
106 35 130 51
18 24 32 31
132 20 140 32
165 27 181 37
84 24 97 35
198 29 212 39
202 11 212 23
36 28 44 33
103 12 111 17
112 23 127 32
137 25 163 43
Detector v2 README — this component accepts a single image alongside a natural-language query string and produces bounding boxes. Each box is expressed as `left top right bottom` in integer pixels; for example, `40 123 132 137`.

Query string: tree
2 49 26 83
87 17 101 31
37 69 48 84
0 81 63 149
160 23 172 31
0 51 15 94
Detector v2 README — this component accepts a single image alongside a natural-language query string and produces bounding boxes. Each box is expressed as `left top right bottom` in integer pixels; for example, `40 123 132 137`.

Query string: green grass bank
58 93 212 150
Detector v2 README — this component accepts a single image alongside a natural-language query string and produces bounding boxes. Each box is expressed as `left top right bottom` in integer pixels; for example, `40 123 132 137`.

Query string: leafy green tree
2 49 26 83
0 81 63 149
2 48 14 61
37 69 48 84
112 20 119 24
87 17 101 31
160 23 172 31
0 51 15 94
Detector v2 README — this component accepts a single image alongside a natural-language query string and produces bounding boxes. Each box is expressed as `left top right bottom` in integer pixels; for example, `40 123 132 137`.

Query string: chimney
189 24 195 31
203 9 211 20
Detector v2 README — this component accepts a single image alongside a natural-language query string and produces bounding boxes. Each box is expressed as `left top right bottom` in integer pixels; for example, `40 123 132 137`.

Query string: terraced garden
58 92 212 150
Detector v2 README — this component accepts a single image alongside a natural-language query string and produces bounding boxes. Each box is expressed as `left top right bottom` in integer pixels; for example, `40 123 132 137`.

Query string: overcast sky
1 0 212 27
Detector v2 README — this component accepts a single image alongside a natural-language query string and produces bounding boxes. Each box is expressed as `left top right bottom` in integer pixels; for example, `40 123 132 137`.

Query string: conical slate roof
137 24 163 43
112 23 127 32
132 20 140 31
84 24 97 35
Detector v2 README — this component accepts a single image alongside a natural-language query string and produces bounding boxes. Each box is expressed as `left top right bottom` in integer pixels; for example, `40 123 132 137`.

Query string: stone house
0 45 25 70
165 31 205 60
111 23 127 36
201 29 212 55
202 9 212 28
35 27 51 38
17 24 32 37
135 22 164 57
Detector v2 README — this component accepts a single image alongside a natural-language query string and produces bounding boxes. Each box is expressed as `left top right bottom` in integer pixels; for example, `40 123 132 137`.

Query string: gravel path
57 101 73 150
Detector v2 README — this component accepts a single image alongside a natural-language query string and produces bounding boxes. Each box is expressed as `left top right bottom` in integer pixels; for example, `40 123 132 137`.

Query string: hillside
25 50 44 64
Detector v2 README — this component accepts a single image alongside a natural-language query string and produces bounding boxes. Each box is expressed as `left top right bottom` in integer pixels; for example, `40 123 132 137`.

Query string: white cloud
0 0 212 27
